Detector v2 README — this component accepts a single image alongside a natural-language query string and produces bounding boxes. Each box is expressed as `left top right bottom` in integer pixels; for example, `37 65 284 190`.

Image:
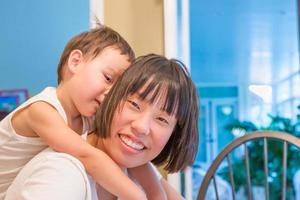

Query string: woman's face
100 92 177 168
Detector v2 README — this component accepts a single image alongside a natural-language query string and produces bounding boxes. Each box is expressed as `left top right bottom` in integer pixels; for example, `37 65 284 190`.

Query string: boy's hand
96 183 117 200
96 184 147 200
128 163 167 200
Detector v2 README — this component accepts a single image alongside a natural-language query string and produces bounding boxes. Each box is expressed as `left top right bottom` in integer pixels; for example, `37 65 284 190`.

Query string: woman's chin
116 159 147 169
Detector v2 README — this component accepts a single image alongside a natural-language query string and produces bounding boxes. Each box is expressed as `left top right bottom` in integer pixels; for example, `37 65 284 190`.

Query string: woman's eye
104 74 113 83
128 100 140 110
157 117 169 125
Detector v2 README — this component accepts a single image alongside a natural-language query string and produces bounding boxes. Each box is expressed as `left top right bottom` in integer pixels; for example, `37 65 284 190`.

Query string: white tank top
0 87 93 199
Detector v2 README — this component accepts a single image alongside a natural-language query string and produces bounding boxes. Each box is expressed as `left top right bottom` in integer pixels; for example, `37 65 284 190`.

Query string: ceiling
189 0 299 86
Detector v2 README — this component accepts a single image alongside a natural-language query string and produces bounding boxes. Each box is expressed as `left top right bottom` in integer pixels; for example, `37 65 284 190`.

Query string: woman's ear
67 49 84 73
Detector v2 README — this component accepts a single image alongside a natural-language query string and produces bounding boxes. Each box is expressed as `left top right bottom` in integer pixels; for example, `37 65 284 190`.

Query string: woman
5 54 199 200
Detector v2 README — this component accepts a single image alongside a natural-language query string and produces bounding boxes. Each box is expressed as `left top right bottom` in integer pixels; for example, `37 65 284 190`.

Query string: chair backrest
197 131 300 200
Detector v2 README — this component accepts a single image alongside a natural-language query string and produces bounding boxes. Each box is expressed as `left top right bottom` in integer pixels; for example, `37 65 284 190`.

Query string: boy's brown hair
57 25 135 83
95 54 199 173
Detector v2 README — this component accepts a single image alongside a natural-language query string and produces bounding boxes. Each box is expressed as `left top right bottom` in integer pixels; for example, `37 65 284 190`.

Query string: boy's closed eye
103 73 113 84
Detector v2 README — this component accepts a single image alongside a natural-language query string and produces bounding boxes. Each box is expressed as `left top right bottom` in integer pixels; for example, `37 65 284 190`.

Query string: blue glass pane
195 105 207 163
216 105 235 152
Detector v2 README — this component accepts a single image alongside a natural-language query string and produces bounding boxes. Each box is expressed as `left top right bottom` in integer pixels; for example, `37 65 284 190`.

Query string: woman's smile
119 134 145 151
118 133 147 156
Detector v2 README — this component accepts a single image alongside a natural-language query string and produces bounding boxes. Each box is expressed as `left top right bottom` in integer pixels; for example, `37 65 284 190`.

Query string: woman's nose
131 114 151 136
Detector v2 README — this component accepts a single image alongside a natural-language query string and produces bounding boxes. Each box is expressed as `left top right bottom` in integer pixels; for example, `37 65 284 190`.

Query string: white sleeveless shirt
0 87 93 199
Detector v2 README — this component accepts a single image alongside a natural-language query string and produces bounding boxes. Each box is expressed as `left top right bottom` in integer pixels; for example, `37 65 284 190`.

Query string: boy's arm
26 102 146 200
128 163 167 200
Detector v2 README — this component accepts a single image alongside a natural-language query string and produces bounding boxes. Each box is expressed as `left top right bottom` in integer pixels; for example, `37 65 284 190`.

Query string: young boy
0 26 165 200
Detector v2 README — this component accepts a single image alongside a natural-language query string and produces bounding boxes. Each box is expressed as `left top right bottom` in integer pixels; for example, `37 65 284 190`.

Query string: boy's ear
67 49 84 73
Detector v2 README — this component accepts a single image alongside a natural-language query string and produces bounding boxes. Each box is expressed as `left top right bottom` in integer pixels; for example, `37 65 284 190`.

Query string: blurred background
1 0 300 199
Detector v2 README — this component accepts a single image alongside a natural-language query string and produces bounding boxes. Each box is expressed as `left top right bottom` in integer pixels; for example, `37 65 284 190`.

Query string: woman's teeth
120 135 144 150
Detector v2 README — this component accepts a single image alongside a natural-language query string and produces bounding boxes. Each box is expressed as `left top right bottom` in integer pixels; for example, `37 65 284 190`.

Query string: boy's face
70 46 131 117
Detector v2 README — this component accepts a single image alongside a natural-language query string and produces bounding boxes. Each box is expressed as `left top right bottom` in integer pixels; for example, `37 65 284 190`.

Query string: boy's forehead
106 65 126 76
95 46 131 75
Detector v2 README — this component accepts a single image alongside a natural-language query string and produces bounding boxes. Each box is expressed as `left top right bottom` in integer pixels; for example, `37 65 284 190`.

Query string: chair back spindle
197 131 300 200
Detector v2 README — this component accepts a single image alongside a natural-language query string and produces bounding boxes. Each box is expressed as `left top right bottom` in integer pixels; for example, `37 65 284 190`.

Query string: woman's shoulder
6 148 92 200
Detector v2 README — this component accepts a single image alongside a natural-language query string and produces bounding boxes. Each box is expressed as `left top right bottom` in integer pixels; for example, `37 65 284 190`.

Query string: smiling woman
95 54 199 173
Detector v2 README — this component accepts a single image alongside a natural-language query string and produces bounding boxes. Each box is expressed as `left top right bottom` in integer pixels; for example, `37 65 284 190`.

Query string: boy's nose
97 87 111 104
131 115 151 136
105 84 113 93
97 95 104 105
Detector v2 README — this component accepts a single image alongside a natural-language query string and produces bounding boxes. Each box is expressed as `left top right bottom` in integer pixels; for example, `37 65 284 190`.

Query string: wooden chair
197 131 300 200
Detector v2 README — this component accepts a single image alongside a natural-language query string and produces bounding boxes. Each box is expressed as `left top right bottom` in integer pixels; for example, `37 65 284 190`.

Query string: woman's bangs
133 78 180 117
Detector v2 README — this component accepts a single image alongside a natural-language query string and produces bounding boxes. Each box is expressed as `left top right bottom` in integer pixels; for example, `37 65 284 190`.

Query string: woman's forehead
137 83 168 101
129 85 179 115
132 90 167 106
